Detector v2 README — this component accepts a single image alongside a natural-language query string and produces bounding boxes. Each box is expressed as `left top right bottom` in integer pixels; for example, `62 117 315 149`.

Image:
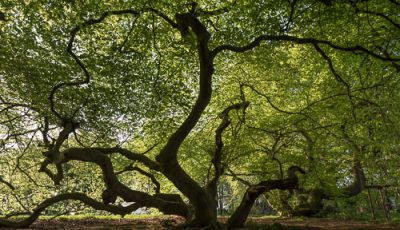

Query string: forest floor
7 216 400 229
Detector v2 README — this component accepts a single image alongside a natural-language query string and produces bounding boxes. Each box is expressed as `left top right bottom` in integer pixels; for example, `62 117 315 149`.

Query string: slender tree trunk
227 186 264 229
379 188 390 221
367 188 376 221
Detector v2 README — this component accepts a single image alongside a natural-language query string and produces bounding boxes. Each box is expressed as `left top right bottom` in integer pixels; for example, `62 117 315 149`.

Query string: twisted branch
212 34 399 62
0 193 141 228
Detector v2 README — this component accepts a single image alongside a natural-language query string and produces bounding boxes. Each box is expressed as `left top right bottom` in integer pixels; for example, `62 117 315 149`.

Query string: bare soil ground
244 217 400 229
4 216 400 229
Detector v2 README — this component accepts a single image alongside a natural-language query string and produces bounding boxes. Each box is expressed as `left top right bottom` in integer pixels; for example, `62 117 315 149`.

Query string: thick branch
157 13 212 163
147 8 178 28
90 147 160 171
0 193 141 228
39 119 79 184
340 124 366 196
40 116 52 148
62 148 189 217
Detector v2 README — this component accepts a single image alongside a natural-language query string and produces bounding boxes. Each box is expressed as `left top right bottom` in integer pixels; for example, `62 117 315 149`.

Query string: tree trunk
367 188 376 221
154 13 219 228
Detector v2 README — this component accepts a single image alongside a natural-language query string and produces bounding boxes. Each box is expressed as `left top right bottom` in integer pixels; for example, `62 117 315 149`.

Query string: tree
0 0 399 229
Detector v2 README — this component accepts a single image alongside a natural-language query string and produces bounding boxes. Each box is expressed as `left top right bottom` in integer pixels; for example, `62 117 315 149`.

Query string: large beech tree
0 0 399 229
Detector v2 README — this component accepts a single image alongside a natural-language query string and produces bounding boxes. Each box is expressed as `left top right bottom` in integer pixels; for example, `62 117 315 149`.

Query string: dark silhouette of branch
0 176 15 190
389 0 400 6
0 11 6 21
51 8 159 120
4 212 32 219
212 34 399 62
0 193 141 228
206 101 249 198
313 44 357 119
225 167 252 186
350 2 400 29
61 148 189 217
89 147 160 171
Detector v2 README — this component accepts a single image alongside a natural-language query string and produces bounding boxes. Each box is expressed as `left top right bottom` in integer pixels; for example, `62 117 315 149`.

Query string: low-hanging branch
284 126 366 217
0 193 141 228
61 148 189 217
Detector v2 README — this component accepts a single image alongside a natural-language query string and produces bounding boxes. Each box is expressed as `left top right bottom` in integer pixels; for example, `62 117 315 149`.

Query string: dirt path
245 217 400 229
4 216 400 229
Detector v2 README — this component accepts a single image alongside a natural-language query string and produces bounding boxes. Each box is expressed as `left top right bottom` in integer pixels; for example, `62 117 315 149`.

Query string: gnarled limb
0 193 141 228
91 147 160 171
288 126 365 217
39 119 79 184
44 8 214 227
50 9 142 120
211 35 400 62
62 148 189 218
